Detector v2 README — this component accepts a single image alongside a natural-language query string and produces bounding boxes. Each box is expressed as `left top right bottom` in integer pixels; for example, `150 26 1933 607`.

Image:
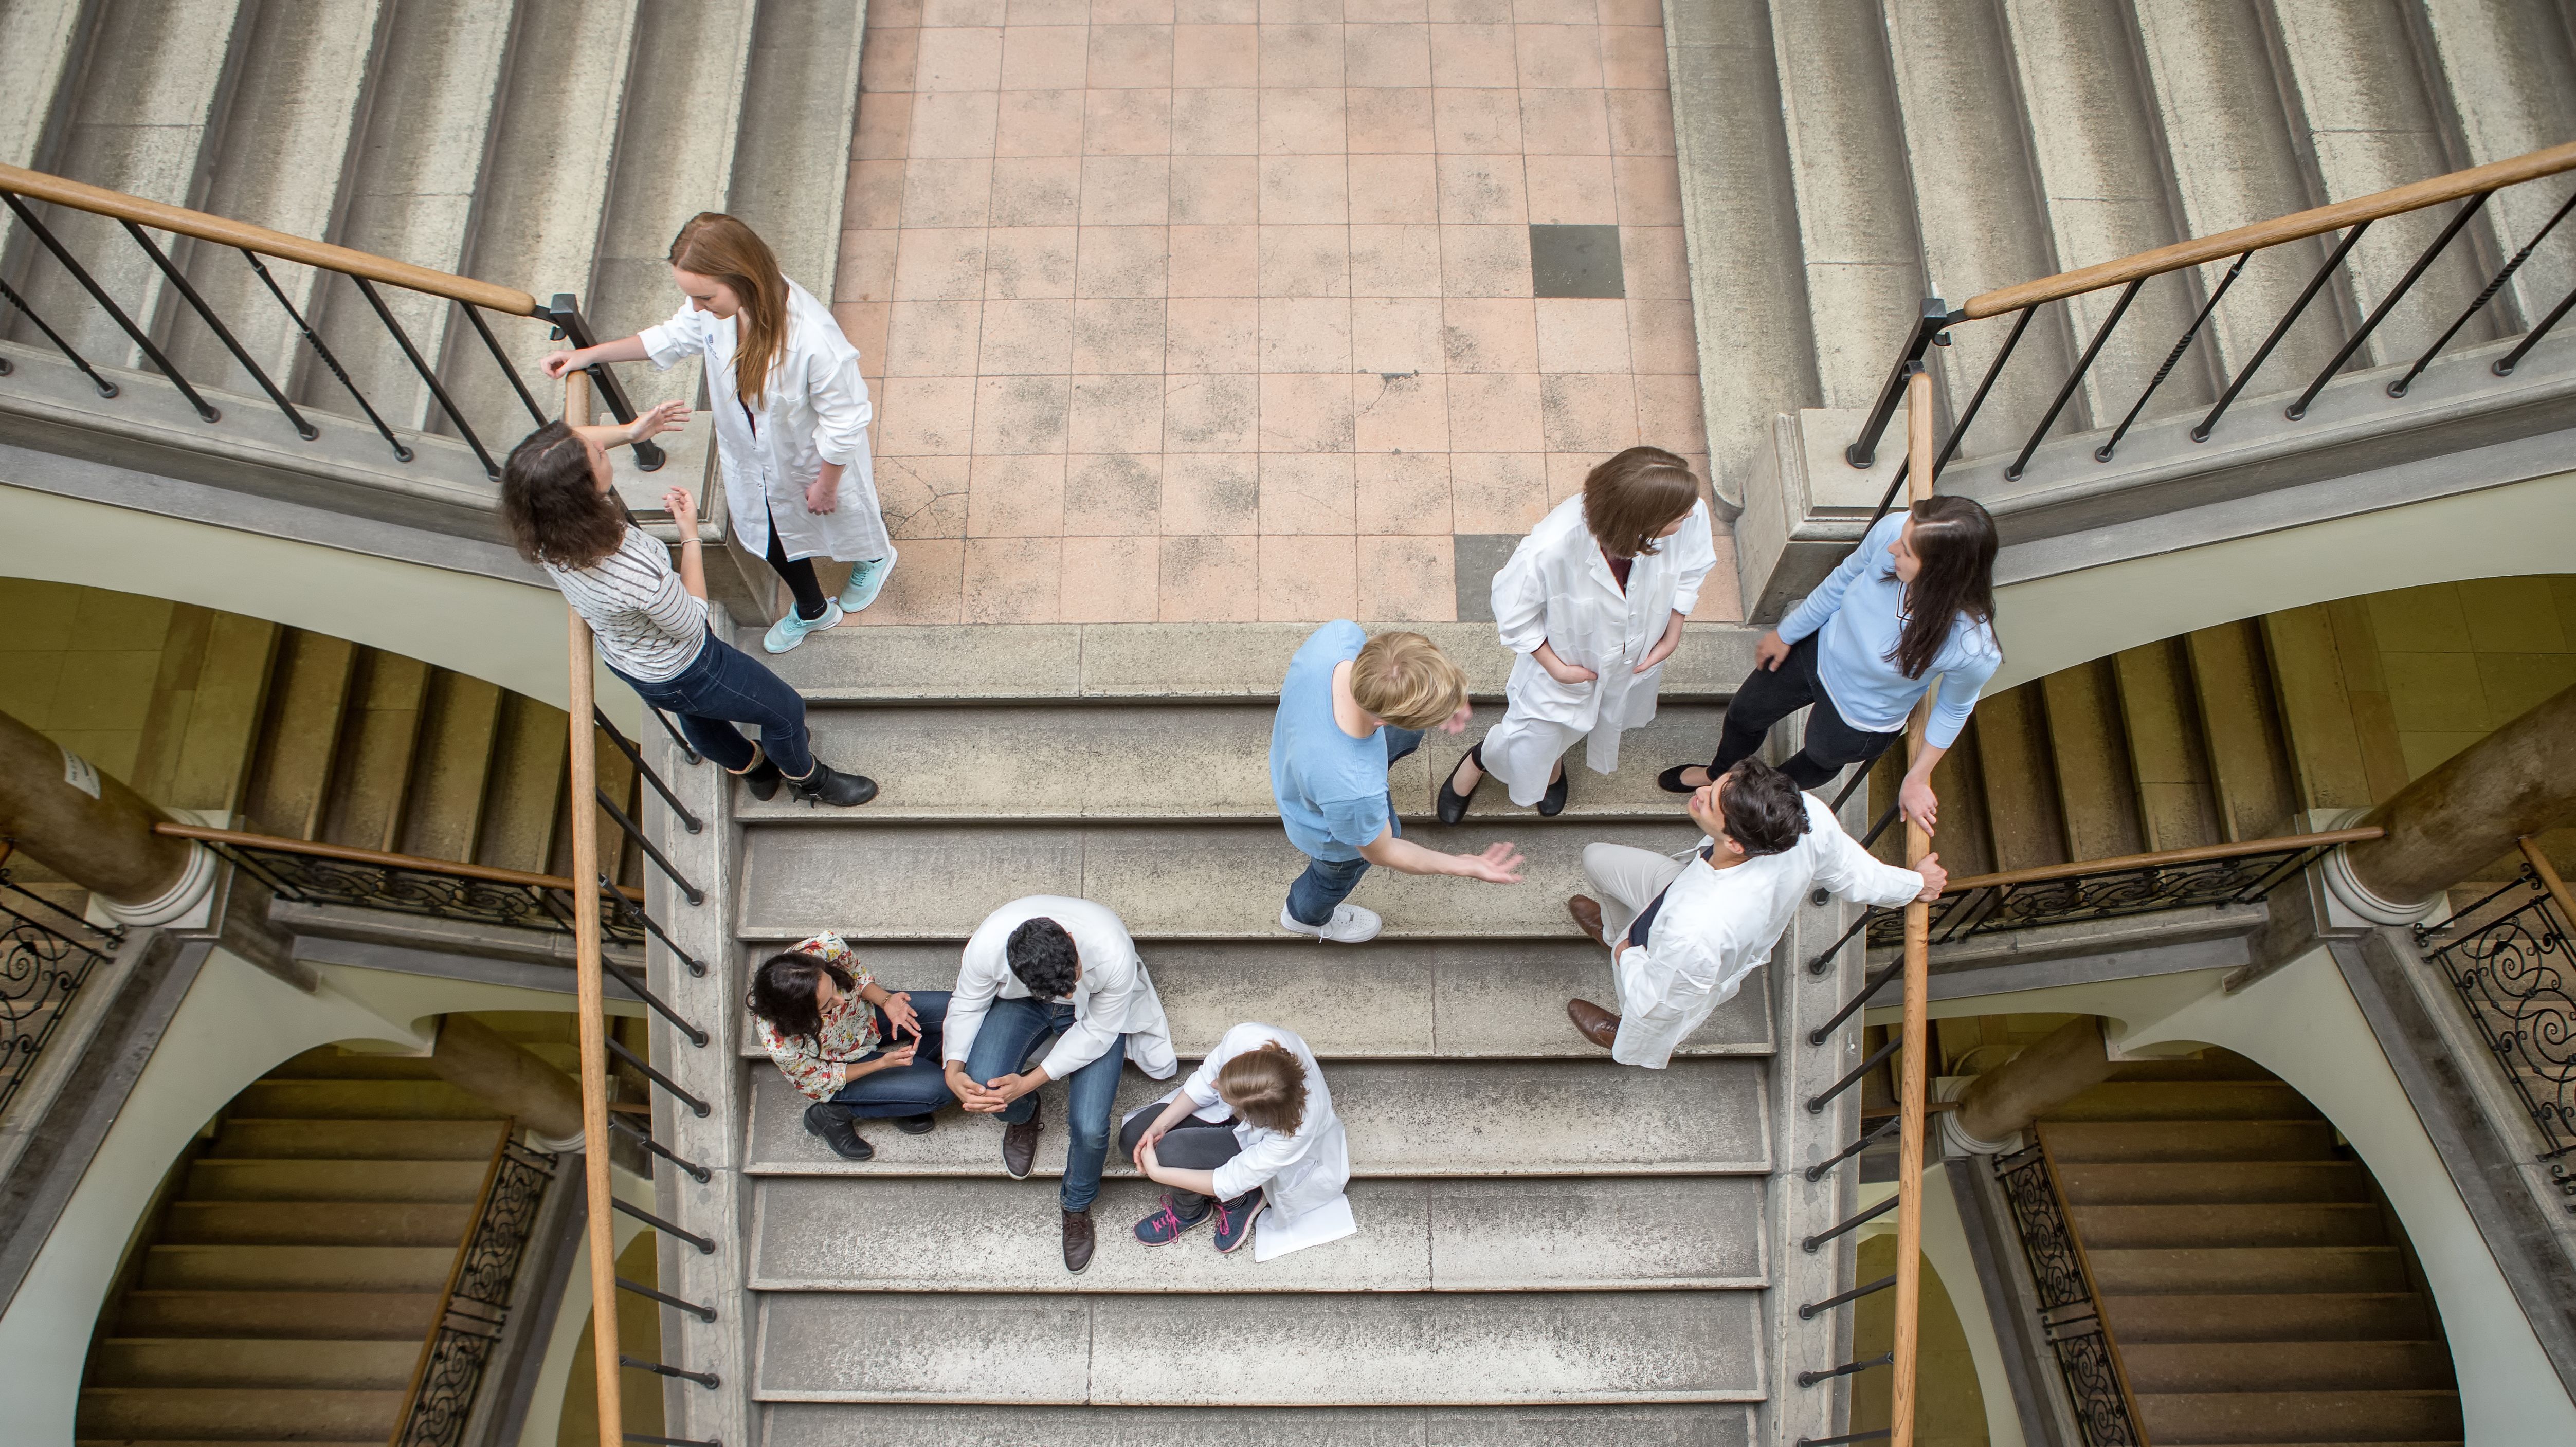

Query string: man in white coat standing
1565 759 1946 1068
942 896 1177 1273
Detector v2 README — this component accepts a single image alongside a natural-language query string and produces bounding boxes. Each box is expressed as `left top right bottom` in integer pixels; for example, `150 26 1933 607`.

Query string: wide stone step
76 1386 402 1441
2054 1160 2371 1206
751 1177 1765 1294
111 1291 441 1342
159 1201 475 1248
751 703 1729 824
2102 1292 2433 1346
2131 1387 2462 1444
139 1245 456 1293
2067 1202 2389 1250
733 941 1772 1060
2040 1121 2337 1163
2118 1339 2455 1395
738 820 1701 942
211 1119 507 1161
2045 1082 2318 1122
755 1291 1763 1406
2088 1246 2406 1296
184 1158 492 1203
761 1402 1756 1445
748 1060 1773 1178
87 1338 421 1391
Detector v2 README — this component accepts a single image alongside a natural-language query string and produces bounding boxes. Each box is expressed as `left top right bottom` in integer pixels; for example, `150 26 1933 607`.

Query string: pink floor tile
1519 88 1609 155
1175 24 1261 86
1066 452 1165 532
1357 534 1458 621
1354 372 1449 454
1063 536 1165 620
1258 534 1359 620
1163 452 1262 531
1164 373 1261 451
963 537 1065 622
1172 155 1262 223
1447 451 1549 532
1258 451 1358 532
850 537 965 624
879 456 974 538
1347 87 1437 152
1346 25 1435 88
917 26 1007 91
1162 535 1263 620
1355 452 1454 534
968 453 1070 535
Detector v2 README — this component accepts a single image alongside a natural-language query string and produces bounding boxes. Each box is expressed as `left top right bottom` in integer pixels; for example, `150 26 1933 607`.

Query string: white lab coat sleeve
1665 503 1718 616
1811 805 1927 910
1608 940 1707 1070
1036 974 1126 1082
1210 1131 1309 1203
1180 1053 1226 1111
807 345 873 468
942 949 1004 1068
1489 535 1554 654
638 302 708 371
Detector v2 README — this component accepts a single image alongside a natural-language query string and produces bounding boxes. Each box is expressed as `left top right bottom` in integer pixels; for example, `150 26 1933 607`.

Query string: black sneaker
893 1112 936 1135
790 762 879 808
803 1101 874 1160
1134 1192 1213 1245
1211 1190 1265 1253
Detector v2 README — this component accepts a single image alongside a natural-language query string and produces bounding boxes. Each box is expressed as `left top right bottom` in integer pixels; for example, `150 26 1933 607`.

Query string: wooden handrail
2520 837 2576 926
0 162 543 318
1964 140 2576 321
1936 826 2384 896
1888 368 1937 1447
153 821 645 903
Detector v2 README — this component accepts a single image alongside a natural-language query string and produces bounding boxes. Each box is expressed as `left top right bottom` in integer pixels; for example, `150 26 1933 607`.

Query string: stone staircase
74 1043 517 1447
2041 1050 2463 1446
1671 0 2576 504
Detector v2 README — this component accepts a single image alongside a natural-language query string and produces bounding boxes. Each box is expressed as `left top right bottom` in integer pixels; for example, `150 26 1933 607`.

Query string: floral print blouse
756 932 881 1102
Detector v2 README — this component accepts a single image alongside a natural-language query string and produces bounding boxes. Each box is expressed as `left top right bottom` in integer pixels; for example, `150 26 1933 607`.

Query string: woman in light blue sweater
1660 496 2001 835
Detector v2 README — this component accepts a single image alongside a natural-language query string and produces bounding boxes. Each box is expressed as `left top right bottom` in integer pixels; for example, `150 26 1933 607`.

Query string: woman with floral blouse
749 932 953 1161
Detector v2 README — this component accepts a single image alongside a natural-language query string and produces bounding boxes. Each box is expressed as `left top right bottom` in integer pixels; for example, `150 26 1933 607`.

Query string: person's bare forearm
1904 742 1948 783
1148 1165 1221 1197
1358 832 1471 876
571 335 650 368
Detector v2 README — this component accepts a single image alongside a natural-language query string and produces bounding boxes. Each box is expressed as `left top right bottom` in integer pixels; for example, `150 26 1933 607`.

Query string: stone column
428 1014 586 1143
0 706 210 924
2332 678 2576 921
1943 1016 2115 1155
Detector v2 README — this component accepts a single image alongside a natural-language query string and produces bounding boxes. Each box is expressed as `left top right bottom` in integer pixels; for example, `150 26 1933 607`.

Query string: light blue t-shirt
1776 511 2002 748
1270 621 1400 862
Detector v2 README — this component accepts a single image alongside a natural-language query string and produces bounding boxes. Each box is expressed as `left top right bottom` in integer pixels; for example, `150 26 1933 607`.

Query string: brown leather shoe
1567 894 1606 946
1567 998 1620 1050
1062 1208 1096 1273
1002 1098 1042 1179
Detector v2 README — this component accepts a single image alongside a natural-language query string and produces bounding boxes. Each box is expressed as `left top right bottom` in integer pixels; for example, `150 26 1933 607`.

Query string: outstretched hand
1456 842 1526 884
630 398 690 442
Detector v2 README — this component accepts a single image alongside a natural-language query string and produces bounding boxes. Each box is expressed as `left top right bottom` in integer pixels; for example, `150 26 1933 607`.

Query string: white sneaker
1279 902 1382 943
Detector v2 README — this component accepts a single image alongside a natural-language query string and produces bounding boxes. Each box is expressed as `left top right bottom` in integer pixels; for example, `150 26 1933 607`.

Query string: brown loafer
1062 1208 1096 1273
1567 997 1620 1050
1567 894 1606 946
1003 1098 1042 1179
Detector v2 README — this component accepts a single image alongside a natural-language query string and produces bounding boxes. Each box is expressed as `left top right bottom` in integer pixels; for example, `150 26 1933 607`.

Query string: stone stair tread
751 1177 1765 1294
2100 1291 2432 1344
2088 1245 2406 1296
139 1244 459 1293
754 1290 1764 1406
2130 1387 2463 1443
87 1336 421 1391
158 1200 476 1248
2054 1160 2370 1205
183 1159 493 1203
111 1290 441 1341
223 1079 506 1120
2039 1121 2338 1162
210 1119 510 1160
760 1403 1756 1446
2045 1082 2319 1121
748 1060 1773 1179
730 942 1771 1061
2066 1202 2389 1250
2117 1339 2455 1395
738 821 1706 942
74 1386 404 1439
747 704 1728 824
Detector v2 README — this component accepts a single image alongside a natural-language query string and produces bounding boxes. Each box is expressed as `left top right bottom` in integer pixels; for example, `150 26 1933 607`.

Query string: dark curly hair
1006 917 1081 998
1716 758 1812 857
746 950 856 1044
499 419 627 569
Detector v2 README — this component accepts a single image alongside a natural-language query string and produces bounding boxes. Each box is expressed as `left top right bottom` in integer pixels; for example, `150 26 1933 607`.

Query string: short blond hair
1350 631 1467 730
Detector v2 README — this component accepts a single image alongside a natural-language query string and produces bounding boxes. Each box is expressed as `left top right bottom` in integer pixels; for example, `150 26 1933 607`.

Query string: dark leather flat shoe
1539 764 1569 817
1567 894 1606 946
1437 743 1484 826
1657 764 1712 794
1063 1208 1096 1273
894 1112 936 1135
803 1102 874 1161
1003 1097 1042 1179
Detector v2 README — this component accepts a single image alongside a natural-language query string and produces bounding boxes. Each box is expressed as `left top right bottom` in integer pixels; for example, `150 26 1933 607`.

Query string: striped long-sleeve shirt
543 527 709 682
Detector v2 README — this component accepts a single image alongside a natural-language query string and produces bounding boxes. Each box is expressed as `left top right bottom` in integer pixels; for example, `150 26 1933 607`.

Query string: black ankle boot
789 761 879 808
740 756 784 801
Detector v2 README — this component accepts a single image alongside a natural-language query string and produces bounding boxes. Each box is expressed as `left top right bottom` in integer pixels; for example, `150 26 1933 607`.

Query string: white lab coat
943 896 1178 1082
1612 795 1923 1069
1484 494 1717 799
1181 1023 1350 1225
639 277 891 564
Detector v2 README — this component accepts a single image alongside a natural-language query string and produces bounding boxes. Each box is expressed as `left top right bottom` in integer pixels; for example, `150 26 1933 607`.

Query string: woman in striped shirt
500 406 877 807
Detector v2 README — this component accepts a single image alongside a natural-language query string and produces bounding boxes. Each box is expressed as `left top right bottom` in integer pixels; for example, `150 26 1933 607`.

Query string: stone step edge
740 1163 1779 1180
744 1274 1772 1295
748 1389 1771 1407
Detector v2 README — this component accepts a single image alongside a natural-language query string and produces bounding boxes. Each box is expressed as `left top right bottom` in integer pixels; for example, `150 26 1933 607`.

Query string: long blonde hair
668 212 788 405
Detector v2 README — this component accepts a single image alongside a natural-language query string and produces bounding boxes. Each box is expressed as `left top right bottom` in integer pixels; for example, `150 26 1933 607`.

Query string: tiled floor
826 0 1738 625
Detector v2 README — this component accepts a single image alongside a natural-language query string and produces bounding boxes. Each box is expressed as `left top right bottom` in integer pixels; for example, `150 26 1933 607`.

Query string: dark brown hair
499 420 626 569
1716 758 1812 856
1216 1041 1308 1134
668 212 789 405
1582 446 1701 559
746 950 857 1045
1888 495 1999 680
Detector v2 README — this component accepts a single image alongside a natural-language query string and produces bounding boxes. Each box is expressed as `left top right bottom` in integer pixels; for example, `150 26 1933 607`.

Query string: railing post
1888 367 1937 1447
564 366 624 1447
1846 299 1951 469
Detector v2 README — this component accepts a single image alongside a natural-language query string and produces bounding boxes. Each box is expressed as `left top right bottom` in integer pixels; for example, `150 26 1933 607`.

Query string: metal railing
2413 838 2576 1170
1842 141 2576 491
158 824 648 947
0 163 662 477
391 1131 559 1447
1993 1138 2149 1446
0 844 126 1116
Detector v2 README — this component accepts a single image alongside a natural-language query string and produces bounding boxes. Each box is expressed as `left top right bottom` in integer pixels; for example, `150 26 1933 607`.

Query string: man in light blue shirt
1271 624 1527 942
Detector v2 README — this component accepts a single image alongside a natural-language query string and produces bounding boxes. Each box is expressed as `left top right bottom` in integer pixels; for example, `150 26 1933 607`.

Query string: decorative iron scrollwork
2415 866 2574 1164
0 875 123 1115
207 838 643 946
393 1141 557 1447
1864 840 2336 950
1994 1145 2147 1447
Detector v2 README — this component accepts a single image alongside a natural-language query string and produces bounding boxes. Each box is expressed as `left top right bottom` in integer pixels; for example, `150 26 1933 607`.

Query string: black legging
1118 1108 1245 1211
1708 634 1903 789
765 506 829 620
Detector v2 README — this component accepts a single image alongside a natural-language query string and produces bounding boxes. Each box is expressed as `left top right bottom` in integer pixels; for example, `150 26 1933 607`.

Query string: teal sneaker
838 551 897 613
761 600 843 654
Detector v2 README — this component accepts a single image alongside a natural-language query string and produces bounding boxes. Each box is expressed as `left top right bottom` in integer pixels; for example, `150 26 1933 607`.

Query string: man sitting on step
943 896 1179 1273
1566 758 1945 1068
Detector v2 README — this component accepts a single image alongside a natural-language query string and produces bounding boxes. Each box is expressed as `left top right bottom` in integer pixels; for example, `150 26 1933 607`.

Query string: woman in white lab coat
541 212 894 655
1120 1023 1352 1258
1439 447 1716 821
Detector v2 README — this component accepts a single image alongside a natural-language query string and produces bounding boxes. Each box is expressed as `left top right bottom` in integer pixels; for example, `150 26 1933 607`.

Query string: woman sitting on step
1439 445 1718 822
500 410 876 807
1661 495 2001 836
749 932 953 1162
1122 1023 1352 1259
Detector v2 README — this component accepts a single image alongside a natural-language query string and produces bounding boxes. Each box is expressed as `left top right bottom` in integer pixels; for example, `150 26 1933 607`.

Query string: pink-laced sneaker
1132 1192 1211 1246
1211 1190 1265 1253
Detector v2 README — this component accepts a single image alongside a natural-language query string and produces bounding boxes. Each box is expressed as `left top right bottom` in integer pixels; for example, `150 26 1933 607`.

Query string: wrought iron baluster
1931 304 2036 479
545 293 667 470
611 1196 716 1253
2 190 217 420
1806 909 1882 976
389 1141 555 1447
1805 1113 1903 1182
2004 279 2144 481
1795 1432 1892 1447
1807 1036 1900 1114
2097 252 2248 463
619 1353 718 1388
596 787 704 904
460 301 547 427
595 708 704 833
1798 1273 1897 1320
1845 300 1953 468
603 880 708 977
2391 187 2576 395
1809 954 1906 1046
2194 222 2371 443
1798 1351 1893 1388
646 705 702 765
608 1114 713 1183
242 249 413 462
0 274 117 396
120 220 316 438
2285 193 2491 421
616 1274 717 1322
601 956 710 1047
606 1036 709 1116
2493 274 2576 377
353 276 497 475
1802 1193 1899 1252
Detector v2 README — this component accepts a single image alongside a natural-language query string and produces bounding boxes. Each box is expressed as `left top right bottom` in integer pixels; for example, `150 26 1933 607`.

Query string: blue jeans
1284 726 1423 926
609 629 814 778
827 991 956 1119
961 996 1127 1212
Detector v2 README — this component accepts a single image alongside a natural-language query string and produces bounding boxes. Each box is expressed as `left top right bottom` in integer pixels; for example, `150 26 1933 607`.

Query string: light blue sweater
1775 512 2002 748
